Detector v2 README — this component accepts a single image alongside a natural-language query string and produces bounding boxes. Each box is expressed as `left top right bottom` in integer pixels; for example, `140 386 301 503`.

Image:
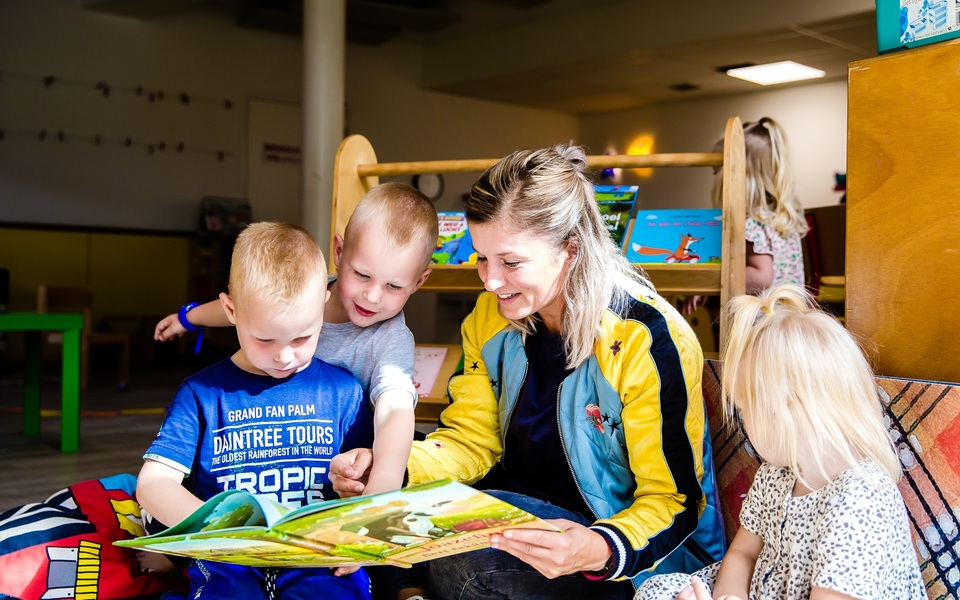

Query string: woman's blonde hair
720 284 900 486
712 117 808 238
229 221 327 310
467 143 648 368
345 182 439 271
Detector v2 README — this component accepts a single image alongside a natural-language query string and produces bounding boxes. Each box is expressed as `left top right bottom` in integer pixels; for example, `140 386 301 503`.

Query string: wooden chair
36 285 130 391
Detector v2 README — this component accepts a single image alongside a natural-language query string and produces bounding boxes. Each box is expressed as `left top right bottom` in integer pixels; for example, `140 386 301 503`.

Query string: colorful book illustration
595 185 639 250
115 480 557 568
431 212 476 265
625 209 722 264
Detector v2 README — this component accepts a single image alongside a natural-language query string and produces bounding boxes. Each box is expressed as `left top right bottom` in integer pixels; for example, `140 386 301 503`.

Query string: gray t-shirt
315 279 417 407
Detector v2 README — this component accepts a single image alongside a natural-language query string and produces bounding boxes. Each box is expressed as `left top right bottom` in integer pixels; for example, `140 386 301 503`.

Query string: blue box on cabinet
876 0 960 53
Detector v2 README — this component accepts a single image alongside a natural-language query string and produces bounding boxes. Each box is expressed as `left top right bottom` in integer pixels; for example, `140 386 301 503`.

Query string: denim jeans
424 490 634 600
185 561 372 600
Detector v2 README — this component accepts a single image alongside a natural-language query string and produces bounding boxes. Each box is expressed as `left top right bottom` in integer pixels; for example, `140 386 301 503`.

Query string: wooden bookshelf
330 117 746 343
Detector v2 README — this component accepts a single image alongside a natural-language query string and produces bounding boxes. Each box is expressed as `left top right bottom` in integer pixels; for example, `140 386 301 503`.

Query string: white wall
0 0 303 231
0 0 577 235
346 41 578 213
579 81 849 211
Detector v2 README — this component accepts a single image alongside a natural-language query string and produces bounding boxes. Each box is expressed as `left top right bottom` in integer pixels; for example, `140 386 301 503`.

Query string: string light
0 69 235 161
0 127 232 160
1 70 235 109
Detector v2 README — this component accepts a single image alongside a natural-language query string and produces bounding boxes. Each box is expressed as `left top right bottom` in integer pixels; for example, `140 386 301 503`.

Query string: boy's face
333 228 430 328
220 281 329 378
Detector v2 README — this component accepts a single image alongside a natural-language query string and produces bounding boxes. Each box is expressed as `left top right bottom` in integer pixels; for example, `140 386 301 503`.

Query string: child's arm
744 242 774 295
136 459 205 528
154 300 231 341
711 527 762 599
362 389 415 496
676 575 744 600
809 588 858 599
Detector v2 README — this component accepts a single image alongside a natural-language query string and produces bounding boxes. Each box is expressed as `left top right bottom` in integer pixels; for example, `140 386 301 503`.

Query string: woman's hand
329 448 374 497
489 518 610 579
676 576 742 600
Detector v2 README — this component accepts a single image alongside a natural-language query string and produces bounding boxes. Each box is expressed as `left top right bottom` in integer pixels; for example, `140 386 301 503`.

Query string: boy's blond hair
344 182 439 271
229 221 327 309
720 284 900 486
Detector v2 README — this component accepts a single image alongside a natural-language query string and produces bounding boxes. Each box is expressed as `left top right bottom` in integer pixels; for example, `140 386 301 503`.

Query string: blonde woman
637 284 925 600
332 143 725 600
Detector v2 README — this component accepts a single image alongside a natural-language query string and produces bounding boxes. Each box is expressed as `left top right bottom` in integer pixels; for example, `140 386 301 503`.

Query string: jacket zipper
556 381 597 520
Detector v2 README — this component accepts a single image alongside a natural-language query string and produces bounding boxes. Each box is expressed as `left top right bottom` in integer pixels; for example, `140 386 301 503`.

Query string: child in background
154 183 439 496
138 222 374 599
637 284 925 600
682 117 808 315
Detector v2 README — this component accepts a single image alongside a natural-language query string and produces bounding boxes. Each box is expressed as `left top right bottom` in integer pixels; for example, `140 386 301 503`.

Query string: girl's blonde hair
345 182 439 271
229 221 327 310
712 117 808 238
720 284 900 486
467 143 648 368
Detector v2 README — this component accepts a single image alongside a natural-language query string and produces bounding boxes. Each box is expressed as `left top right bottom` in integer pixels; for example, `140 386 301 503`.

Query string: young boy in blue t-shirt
137 222 374 599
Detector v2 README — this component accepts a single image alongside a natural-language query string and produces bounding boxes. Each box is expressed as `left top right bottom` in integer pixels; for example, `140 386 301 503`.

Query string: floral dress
634 461 926 600
745 217 804 285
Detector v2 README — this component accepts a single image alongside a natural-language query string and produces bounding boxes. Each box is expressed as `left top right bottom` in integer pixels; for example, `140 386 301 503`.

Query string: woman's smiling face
470 218 573 334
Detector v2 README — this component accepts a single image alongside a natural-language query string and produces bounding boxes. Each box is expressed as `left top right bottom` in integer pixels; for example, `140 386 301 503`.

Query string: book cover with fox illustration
115 479 557 568
625 209 722 264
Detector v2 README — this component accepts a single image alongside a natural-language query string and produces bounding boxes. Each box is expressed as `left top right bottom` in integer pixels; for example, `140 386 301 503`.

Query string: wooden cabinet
847 39 960 383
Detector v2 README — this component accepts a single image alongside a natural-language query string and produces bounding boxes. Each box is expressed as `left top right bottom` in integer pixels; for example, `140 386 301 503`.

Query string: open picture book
116 479 558 568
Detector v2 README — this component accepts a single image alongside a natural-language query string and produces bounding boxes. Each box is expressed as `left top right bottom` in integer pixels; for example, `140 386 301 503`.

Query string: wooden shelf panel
421 266 484 292
641 264 722 295
421 264 721 295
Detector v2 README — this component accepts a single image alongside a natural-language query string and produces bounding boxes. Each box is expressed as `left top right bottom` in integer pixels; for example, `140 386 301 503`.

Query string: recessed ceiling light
724 61 825 85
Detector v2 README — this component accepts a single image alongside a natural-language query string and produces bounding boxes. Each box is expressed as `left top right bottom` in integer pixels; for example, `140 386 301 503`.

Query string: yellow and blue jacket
408 283 725 581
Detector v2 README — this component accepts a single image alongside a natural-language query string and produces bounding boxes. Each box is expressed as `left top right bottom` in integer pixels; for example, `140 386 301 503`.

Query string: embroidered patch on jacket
610 340 622 356
586 404 604 433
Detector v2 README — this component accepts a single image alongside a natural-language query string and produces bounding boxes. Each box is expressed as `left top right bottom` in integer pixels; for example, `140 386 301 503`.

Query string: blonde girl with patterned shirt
683 118 808 316
732 117 808 291
637 284 925 600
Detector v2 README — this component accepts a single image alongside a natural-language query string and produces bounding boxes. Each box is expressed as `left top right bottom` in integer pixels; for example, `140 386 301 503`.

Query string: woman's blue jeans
371 490 633 600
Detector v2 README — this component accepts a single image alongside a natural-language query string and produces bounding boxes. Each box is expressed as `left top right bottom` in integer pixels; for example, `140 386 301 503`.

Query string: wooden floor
0 359 194 509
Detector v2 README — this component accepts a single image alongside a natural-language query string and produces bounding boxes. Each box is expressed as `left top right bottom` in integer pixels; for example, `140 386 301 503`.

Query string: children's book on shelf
431 212 476 265
625 208 722 264
115 479 557 568
595 185 639 250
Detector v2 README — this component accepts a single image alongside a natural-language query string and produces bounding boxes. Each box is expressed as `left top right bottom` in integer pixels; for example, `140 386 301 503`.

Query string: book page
412 346 448 398
116 480 558 568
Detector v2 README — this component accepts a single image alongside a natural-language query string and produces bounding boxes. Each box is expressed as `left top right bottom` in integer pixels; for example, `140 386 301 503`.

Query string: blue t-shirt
144 357 374 508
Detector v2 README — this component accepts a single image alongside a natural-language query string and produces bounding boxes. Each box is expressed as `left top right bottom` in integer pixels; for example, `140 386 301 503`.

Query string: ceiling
81 0 880 115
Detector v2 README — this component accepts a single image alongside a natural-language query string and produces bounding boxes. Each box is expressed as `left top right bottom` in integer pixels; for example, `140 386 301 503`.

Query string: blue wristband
178 302 206 354
178 302 205 331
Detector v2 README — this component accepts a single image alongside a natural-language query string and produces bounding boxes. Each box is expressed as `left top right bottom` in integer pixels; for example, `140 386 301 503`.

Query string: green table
0 312 83 452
